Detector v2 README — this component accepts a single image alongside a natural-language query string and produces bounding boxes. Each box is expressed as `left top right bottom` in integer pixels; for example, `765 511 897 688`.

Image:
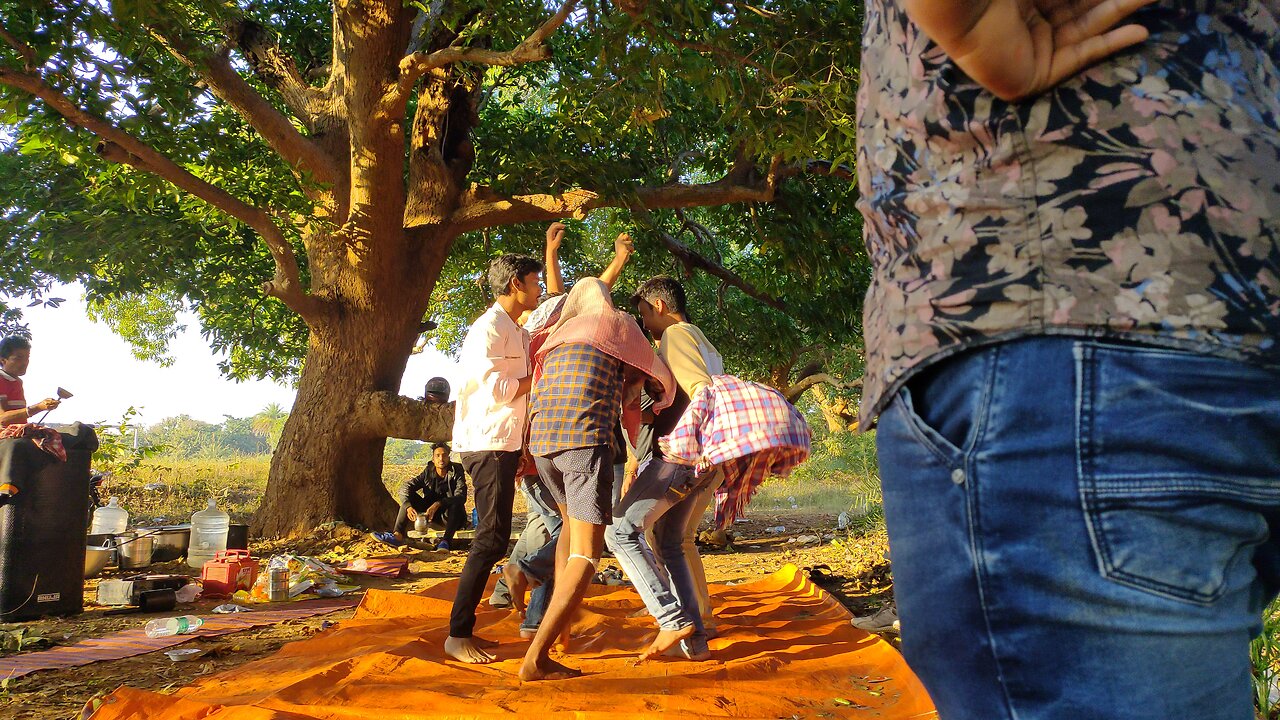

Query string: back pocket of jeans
1076 343 1280 605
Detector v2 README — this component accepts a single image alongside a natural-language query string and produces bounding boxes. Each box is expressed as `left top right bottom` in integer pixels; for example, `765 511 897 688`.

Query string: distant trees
133 404 433 465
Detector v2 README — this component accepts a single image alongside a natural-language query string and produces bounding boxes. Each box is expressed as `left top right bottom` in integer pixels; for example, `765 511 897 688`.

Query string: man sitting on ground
375 443 467 549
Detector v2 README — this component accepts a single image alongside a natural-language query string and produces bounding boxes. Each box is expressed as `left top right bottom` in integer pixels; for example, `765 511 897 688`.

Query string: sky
8 282 461 426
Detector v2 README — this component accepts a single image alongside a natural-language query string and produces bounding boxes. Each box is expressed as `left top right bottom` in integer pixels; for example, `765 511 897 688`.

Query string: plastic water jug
89 497 129 535
187 499 229 569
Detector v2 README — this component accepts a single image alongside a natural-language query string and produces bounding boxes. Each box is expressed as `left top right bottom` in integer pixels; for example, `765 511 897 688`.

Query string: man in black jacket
376 443 468 549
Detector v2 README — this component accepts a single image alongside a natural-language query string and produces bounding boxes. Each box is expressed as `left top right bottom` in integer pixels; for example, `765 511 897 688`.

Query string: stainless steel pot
135 525 191 563
116 532 154 570
84 544 112 578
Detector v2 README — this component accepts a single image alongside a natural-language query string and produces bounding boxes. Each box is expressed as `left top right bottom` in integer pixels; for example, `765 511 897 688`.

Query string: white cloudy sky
10 282 460 426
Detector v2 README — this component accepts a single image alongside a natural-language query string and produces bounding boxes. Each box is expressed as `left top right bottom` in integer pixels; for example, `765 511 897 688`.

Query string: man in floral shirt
858 1 1280 718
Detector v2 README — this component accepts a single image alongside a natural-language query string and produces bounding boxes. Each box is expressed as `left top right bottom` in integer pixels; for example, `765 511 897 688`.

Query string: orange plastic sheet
89 564 936 719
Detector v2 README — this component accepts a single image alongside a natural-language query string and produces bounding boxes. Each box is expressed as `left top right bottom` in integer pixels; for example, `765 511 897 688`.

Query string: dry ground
0 511 891 720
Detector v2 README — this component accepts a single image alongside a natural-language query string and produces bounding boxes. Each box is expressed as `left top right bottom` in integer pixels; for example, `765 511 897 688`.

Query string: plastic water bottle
90 497 129 535
187 498 230 568
144 614 205 638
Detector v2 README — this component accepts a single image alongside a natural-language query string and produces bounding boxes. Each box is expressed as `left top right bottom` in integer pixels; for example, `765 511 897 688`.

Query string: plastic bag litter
212 603 253 613
240 554 357 603
164 648 205 662
174 583 202 604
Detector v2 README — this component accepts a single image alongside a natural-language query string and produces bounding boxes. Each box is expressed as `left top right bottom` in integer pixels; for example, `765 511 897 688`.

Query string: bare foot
638 626 695 662
520 629 537 639
662 638 712 662
519 654 583 682
444 636 496 664
502 563 536 615
472 635 499 648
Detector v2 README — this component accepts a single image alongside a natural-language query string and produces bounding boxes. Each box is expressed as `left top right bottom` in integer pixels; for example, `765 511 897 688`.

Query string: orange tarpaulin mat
89 564 936 719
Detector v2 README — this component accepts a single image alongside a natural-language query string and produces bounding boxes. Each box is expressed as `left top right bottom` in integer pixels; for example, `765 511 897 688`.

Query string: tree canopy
1 0 869 533
3 0 865 381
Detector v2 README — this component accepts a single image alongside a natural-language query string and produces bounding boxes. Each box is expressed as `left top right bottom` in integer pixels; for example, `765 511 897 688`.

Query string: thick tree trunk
811 384 859 434
252 302 422 538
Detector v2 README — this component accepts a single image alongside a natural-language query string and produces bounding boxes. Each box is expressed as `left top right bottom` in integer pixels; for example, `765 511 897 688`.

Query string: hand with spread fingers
904 0 1157 101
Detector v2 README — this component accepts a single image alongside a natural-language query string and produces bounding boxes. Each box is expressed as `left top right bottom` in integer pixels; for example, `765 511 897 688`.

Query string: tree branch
387 0 577 113
232 20 328 127
666 150 704 182
353 392 453 442
0 67 322 320
0 26 38 68
405 0 450 55
150 26 340 188
780 159 856 182
626 15 775 83
648 217 788 314
445 156 781 236
674 207 721 261
784 373 862 404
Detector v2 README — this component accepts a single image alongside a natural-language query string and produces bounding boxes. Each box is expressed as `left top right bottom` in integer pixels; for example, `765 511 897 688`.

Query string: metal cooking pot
84 544 112 578
116 532 154 570
135 525 191 562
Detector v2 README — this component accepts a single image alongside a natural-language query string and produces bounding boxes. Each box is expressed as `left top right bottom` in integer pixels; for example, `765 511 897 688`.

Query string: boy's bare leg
519 516 605 681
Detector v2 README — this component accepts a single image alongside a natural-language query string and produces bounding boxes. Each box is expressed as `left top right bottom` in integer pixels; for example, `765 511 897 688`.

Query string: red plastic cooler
200 549 259 597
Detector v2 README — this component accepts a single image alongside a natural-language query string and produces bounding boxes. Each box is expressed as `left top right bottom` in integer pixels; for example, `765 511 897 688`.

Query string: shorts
534 445 615 525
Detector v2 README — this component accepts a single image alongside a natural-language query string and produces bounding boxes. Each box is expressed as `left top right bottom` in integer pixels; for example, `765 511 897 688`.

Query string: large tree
0 0 864 536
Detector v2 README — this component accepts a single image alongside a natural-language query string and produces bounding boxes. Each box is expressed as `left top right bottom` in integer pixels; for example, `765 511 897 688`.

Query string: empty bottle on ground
144 614 204 638
187 499 229 569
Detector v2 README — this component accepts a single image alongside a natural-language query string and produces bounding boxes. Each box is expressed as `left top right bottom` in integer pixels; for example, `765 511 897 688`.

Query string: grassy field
97 431 881 528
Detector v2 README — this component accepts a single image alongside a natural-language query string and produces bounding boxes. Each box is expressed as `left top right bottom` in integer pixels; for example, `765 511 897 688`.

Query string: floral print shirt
856 1 1280 425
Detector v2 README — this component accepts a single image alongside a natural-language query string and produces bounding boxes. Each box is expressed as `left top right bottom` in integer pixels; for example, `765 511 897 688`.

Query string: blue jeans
611 457 716 635
877 337 1280 720
517 478 562 631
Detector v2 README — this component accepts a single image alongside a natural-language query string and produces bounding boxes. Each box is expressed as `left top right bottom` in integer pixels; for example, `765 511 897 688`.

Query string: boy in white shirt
444 253 542 664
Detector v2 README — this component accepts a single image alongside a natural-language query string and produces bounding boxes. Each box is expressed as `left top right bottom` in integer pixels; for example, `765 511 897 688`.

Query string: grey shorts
534 445 615 525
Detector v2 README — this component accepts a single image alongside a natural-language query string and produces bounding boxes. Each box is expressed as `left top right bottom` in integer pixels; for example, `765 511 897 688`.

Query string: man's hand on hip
903 0 1156 101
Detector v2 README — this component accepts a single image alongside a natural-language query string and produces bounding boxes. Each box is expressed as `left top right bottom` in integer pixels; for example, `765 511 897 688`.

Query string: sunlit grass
102 430 883 529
